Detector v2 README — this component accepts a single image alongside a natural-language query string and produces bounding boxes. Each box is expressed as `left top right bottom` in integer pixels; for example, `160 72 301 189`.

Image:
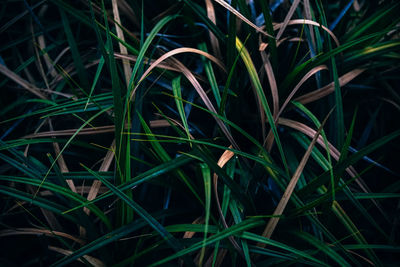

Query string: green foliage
0 0 399 266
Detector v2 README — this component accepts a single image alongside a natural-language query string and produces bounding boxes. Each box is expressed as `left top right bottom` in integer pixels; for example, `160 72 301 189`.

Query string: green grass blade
85 56 105 110
171 76 191 141
149 218 263 266
198 42 221 107
51 212 171 267
138 112 203 205
299 129 400 196
34 106 112 197
198 163 211 266
128 14 180 93
0 175 112 229
59 8 89 91
236 37 289 175
81 163 195 267
240 231 327 266
294 231 351 266
63 155 194 214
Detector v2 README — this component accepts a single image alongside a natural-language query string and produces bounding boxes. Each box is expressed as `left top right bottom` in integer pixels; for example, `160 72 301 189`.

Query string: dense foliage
1 0 400 266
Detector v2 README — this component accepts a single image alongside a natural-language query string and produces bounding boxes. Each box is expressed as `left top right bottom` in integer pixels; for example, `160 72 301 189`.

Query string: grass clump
1 0 400 266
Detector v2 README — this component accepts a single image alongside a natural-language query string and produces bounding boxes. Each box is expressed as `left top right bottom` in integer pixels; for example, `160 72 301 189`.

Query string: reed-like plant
1 0 399 266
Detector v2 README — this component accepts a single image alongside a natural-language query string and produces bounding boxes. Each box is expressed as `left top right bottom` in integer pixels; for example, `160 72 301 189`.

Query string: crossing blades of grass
236 36 289 175
149 218 263 266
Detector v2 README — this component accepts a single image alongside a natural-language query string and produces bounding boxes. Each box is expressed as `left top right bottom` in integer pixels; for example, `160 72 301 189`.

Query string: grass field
1 0 400 266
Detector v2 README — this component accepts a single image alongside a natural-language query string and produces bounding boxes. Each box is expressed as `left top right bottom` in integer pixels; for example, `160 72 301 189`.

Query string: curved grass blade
298 129 400 197
149 218 263 266
236 37 288 174
260 110 332 240
80 163 196 267
85 56 105 110
128 14 180 94
137 113 203 205
0 185 79 226
198 163 211 266
59 8 89 92
171 76 191 142
181 0 226 42
294 231 351 266
33 106 112 198
292 101 335 200
241 231 327 266
0 175 111 230
51 211 173 267
63 155 194 214
198 42 221 107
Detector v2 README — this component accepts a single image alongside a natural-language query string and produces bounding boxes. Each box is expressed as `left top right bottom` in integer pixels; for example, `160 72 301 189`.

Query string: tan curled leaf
112 0 131 87
274 19 340 47
277 117 373 197
212 146 242 258
131 47 226 99
303 0 316 50
260 110 333 242
260 51 279 119
276 0 301 40
183 216 205 239
205 0 222 59
213 0 274 38
277 65 328 118
49 119 76 193
24 121 174 139
131 47 241 150
0 228 85 245
115 53 182 72
48 246 105 267
0 64 47 99
295 69 365 104
353 0 361 12
265 65 328 150
84 140 115 215
24 126 115 138
213 147 234 230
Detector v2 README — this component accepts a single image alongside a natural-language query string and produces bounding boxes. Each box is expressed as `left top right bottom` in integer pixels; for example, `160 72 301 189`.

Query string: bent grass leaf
80 163 196 267
149 218 263 266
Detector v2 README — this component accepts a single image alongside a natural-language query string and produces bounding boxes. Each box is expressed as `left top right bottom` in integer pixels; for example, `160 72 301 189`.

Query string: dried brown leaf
205 0 222 59
295 69 365 104
278 65 328 118
48 246 105 267
260 52 279 119
183 216 205 239
84 140 115 215
212 147 242 257
49 119 76 193
260 110 333 242
213 0 274 38
131 48 241 151
0 64 47 99
278 117 373 196
276 0 301 40
112 0 131 87
265 65 328 150
0 228 85 245
274 19 340 47
303 0 316 49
